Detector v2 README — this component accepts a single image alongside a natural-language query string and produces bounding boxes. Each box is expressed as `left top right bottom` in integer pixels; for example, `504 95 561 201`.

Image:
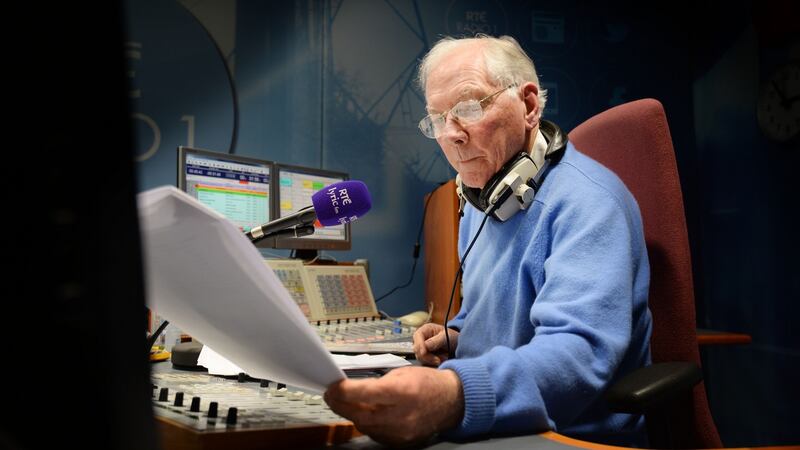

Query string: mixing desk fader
314 317 416 355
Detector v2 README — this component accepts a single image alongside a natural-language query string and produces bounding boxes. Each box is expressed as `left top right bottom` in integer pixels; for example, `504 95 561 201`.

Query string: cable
374 183 443 303
146 319 170 353
261 250 291 260
443 209 492 359
373 256 419 303
303 253 323 265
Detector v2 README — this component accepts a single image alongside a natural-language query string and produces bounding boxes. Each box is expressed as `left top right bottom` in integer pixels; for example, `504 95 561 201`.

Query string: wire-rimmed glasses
418 85 515 139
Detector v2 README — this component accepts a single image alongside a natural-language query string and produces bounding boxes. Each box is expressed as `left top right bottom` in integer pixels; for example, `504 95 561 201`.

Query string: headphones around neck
456 119 568 221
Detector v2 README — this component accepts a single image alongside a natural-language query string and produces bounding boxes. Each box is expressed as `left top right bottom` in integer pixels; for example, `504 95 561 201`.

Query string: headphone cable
374 183 442 303
146 319 170 354
443 208 492 358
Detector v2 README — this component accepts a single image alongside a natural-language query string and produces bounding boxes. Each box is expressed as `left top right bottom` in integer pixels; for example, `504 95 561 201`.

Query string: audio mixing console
152 262 419 449
150 370 592 450
313 317 416 355
264 260 417 355
151 370 358 449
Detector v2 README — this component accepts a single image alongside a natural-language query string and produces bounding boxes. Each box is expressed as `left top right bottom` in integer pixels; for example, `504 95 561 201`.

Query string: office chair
569 99 722 448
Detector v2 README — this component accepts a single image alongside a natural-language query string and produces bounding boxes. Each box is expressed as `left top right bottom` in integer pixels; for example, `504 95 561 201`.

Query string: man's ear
521 82 539 130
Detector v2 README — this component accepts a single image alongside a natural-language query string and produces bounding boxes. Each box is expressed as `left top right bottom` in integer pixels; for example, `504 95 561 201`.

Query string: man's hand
324 366 464 447
413 323 459 367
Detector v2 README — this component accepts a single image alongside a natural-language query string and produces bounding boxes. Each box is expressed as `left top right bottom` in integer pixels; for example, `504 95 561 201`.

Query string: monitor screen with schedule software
177 146 275 248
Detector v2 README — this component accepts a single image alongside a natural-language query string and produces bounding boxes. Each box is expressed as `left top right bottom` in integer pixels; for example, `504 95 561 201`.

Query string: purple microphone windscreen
310 180 372 227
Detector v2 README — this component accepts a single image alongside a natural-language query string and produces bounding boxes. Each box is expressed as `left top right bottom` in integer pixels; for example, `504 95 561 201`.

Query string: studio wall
125 1 798 445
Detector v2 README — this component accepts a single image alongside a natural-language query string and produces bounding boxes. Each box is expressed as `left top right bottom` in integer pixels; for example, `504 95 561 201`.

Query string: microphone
245 180 372 243
268 224 315 240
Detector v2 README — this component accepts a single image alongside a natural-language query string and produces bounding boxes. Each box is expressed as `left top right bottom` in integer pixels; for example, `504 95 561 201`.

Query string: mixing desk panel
151 371 358 449
266 259 317 319
264 260 416 354
304 266 378 320
264 260 379 322
314 317 416 355
151 261 420 449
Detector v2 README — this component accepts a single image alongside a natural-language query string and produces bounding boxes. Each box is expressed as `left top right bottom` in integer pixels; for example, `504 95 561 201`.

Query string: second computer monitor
273 163 351 254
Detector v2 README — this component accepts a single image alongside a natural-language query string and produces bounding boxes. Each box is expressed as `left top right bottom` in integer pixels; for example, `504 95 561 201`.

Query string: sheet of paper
198 346 411 376
197 345 246 376
330 353 412 370
138 186 345 392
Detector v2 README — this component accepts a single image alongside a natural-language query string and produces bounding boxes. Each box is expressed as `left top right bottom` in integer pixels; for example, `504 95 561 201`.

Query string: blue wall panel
235 2 323 167
125 0 236 190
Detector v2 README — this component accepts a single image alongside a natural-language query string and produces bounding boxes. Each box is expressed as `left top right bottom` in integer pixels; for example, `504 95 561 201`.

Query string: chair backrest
569 99 722 448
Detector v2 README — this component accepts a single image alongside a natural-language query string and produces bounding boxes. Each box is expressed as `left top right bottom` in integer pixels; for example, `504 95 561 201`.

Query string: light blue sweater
440 144 652 446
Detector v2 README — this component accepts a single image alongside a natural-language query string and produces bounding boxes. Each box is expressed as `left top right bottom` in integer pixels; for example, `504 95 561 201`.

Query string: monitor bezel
177 146 277 249
272 163 351 252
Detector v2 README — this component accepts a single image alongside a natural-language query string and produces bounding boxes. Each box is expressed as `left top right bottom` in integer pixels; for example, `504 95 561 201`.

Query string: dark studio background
5 1 795 448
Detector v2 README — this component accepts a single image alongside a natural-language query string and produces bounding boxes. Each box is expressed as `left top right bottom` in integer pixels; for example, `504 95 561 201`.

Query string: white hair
417 34 547 118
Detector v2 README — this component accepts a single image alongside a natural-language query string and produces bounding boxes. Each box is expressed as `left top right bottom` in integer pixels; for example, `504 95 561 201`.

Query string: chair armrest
605 362 702 414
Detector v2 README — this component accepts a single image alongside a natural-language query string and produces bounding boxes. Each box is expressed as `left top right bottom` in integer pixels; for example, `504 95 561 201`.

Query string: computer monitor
177 146 275 248
273 163 351 257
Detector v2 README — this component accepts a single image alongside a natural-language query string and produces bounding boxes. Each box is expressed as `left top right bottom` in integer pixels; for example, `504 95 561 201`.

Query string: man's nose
440 115 468 145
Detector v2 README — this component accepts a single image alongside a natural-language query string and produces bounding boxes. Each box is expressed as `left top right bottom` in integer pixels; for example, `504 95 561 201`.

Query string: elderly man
324 35 652 447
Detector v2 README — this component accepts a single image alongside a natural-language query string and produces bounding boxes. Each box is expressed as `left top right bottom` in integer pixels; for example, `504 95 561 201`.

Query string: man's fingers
325 367 462 447
328 403 390 429
421 354 441 367
426 329 456 353
424 332 445 350
413 323 444 360
412 330 428 358
414 351 440 367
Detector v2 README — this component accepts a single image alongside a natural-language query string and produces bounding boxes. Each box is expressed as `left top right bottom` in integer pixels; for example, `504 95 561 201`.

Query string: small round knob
516 184 534 206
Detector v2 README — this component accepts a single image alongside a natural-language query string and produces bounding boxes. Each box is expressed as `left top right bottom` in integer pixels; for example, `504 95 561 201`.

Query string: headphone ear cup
456 174 483 213
478 153 520 205
456 174 487 213
478 152 531 213
463 185 484 212
477 180 496 211
456 121 567 221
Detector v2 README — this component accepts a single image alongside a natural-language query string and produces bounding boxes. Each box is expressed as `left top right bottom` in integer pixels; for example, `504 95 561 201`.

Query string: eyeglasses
418 85 515 139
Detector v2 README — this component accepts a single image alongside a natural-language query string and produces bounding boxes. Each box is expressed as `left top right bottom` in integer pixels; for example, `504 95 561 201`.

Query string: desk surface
152 362 793 450
335 431 796 450
334 433 594 450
